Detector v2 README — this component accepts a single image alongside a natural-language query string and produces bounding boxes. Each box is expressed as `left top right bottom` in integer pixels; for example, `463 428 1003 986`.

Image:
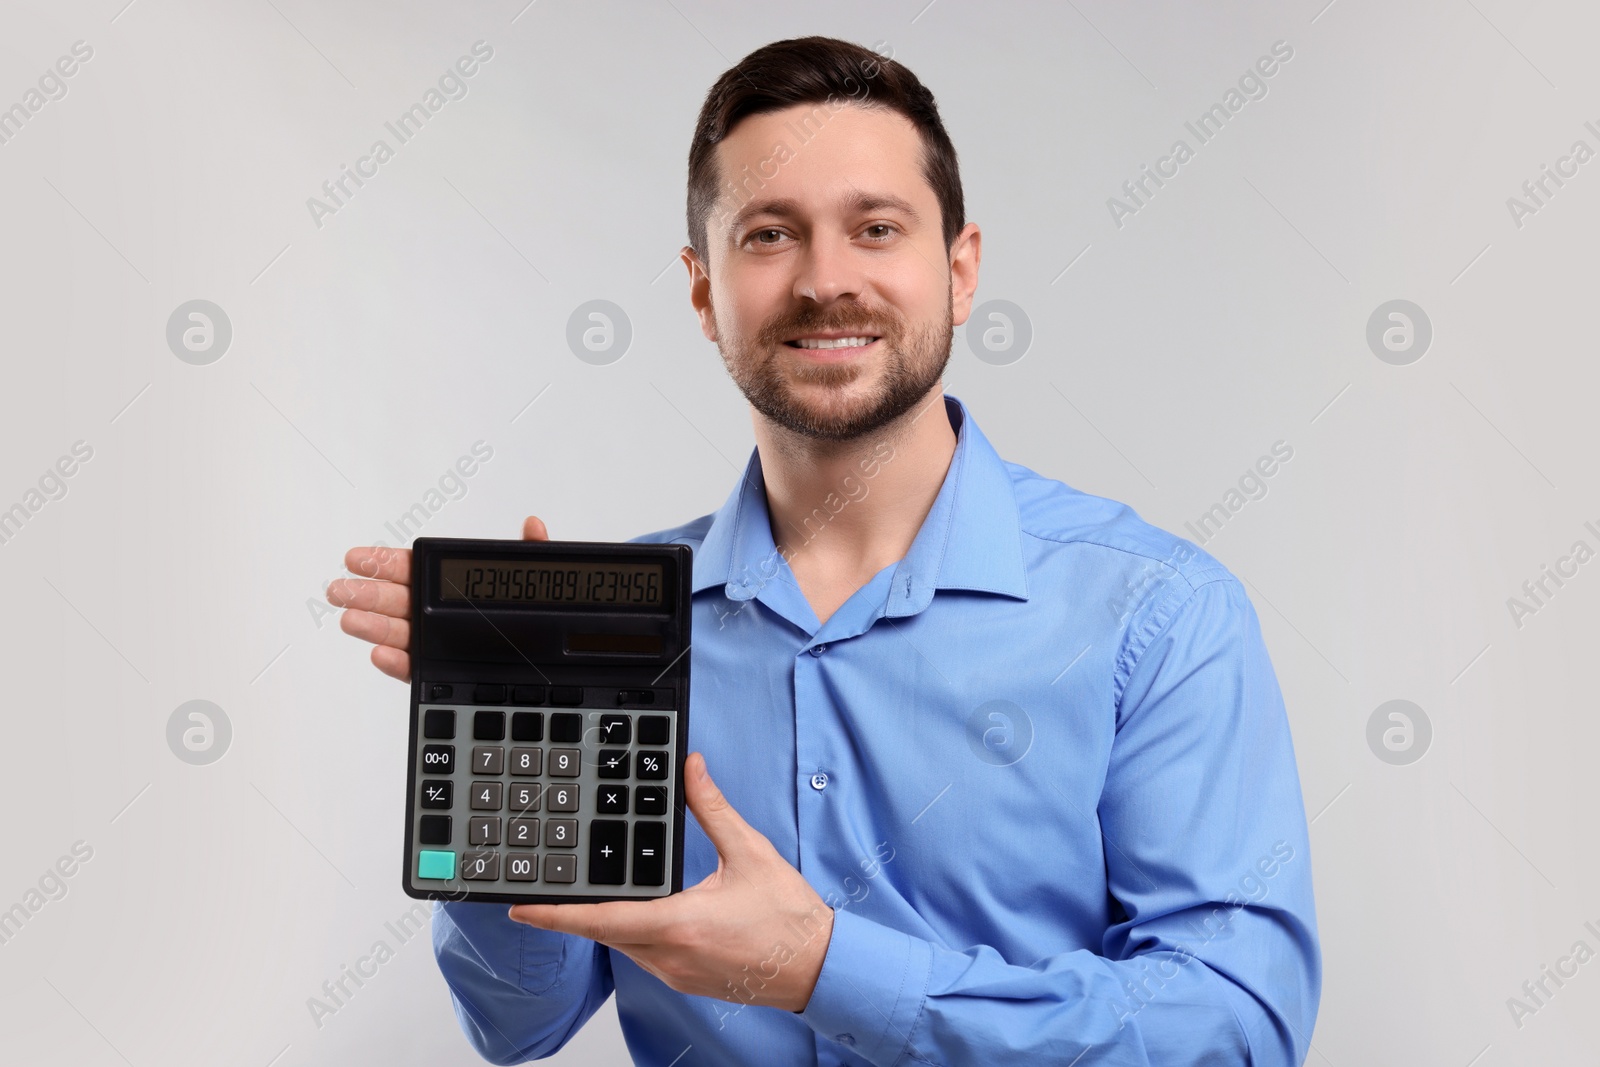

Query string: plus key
588 819 627 885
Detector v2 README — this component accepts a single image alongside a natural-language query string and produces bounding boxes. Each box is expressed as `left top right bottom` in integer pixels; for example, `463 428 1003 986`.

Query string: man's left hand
509 752 836 1012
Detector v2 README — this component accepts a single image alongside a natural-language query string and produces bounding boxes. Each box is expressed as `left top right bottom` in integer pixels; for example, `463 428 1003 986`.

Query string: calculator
402 537 692 904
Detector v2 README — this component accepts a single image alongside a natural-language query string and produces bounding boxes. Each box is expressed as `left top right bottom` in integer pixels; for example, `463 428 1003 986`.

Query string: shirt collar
691 395 1029 615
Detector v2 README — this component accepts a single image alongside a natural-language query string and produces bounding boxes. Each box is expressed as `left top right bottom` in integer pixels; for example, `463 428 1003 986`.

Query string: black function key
637 716 671 745
512 685 546 706
549 713 582 743
615 689 655 706
423 709 456 739
418 815 451 845
511 711 544 742
633 821 665 886
474 710 506 741
550 686 583 706
473 683 507 704
636 751 668 780
427 683 453 701
420 781 453 809
635 786 668 816
589 820 627 885
597 750 630 779
421 744 455 774
596 784 629 815
598 714 632 745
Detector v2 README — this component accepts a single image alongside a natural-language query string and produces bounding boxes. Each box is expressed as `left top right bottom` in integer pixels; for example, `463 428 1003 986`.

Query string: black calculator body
403 537 692 905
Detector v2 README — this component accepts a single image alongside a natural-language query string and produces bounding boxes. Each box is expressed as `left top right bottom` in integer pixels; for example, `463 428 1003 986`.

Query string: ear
947 222 983 328
681 245 718 342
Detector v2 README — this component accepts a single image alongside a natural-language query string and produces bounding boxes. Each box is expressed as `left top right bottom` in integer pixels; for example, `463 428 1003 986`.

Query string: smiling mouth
783 336 881 350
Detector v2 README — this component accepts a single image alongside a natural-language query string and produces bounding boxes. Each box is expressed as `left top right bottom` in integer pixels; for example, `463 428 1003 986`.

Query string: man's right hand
326 515 551 683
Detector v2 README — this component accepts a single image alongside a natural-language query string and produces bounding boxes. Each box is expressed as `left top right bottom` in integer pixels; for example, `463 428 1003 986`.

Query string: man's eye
752 229 786 245
863 224 895 240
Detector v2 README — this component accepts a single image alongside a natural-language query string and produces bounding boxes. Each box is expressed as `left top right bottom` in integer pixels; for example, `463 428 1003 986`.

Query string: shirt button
809 644 827 656
836 1032 855 1046
810 772 829 791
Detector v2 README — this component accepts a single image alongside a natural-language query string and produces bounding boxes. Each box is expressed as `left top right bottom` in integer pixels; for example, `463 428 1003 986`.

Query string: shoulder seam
1020 528 1233 591
1112 572 1238 713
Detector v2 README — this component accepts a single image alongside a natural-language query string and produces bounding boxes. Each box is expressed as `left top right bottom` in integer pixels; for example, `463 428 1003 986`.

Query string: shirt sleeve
798 575 1322 1066
432 899 615 1064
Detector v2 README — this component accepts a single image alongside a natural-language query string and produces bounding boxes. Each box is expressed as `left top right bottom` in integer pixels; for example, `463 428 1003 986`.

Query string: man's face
686 103 979 442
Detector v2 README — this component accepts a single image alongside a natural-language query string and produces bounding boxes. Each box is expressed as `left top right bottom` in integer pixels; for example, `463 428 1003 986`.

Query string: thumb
522 515 550 541
685 752 754 859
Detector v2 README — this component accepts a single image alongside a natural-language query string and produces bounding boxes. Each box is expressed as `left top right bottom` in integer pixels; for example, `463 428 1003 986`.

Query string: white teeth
792 336 877 350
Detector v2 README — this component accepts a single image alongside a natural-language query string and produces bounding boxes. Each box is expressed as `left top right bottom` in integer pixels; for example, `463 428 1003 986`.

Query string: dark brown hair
686 36 965 263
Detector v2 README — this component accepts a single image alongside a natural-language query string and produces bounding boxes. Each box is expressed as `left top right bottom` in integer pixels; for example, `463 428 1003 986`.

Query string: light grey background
1 0 1595 1064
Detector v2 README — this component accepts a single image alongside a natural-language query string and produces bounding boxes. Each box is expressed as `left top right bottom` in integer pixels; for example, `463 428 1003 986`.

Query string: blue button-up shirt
432 396 1321 1066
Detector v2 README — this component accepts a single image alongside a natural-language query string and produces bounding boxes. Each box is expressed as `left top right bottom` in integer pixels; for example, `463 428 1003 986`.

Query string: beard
717 293 953 442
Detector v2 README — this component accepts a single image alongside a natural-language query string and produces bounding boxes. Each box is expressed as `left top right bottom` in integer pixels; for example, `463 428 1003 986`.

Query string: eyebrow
725 192 924 238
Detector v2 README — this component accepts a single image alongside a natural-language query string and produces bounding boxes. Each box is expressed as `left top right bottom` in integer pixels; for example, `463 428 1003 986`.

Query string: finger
325 577 410 618
339 607 411 651
509 899 666 945
344 545 412 584
371 644 410 683
684 752 758 861
522 516 550 541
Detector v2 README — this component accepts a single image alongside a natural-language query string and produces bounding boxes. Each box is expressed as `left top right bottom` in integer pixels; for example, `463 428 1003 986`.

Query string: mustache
756 306 903 346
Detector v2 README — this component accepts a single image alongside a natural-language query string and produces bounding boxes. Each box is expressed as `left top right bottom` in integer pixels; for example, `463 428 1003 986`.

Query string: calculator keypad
410 694 676 898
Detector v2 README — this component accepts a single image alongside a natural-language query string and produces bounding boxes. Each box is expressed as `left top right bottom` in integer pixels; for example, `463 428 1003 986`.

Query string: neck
756 387 958 587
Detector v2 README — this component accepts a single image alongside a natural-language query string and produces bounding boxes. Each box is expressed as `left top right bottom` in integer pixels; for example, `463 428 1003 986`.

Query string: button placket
793 639 829 874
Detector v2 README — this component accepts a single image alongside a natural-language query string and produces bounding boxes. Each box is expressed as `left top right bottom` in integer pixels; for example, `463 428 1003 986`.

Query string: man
327 36 1320 1066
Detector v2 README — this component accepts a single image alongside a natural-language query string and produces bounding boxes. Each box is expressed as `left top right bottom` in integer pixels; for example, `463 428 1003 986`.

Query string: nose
792 230 864 305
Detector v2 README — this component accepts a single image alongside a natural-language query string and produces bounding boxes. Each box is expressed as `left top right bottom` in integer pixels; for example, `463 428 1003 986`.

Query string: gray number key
546 784 578 812
461 851 500 881
506 854 538 882
509 782 541 812
472 746 505 774
508 817 539 847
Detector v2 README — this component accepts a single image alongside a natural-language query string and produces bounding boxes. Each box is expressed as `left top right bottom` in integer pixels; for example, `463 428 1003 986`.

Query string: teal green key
417 850 456 880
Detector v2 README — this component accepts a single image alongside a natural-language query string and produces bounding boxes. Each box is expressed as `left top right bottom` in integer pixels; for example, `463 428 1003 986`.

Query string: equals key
631 821 665 886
